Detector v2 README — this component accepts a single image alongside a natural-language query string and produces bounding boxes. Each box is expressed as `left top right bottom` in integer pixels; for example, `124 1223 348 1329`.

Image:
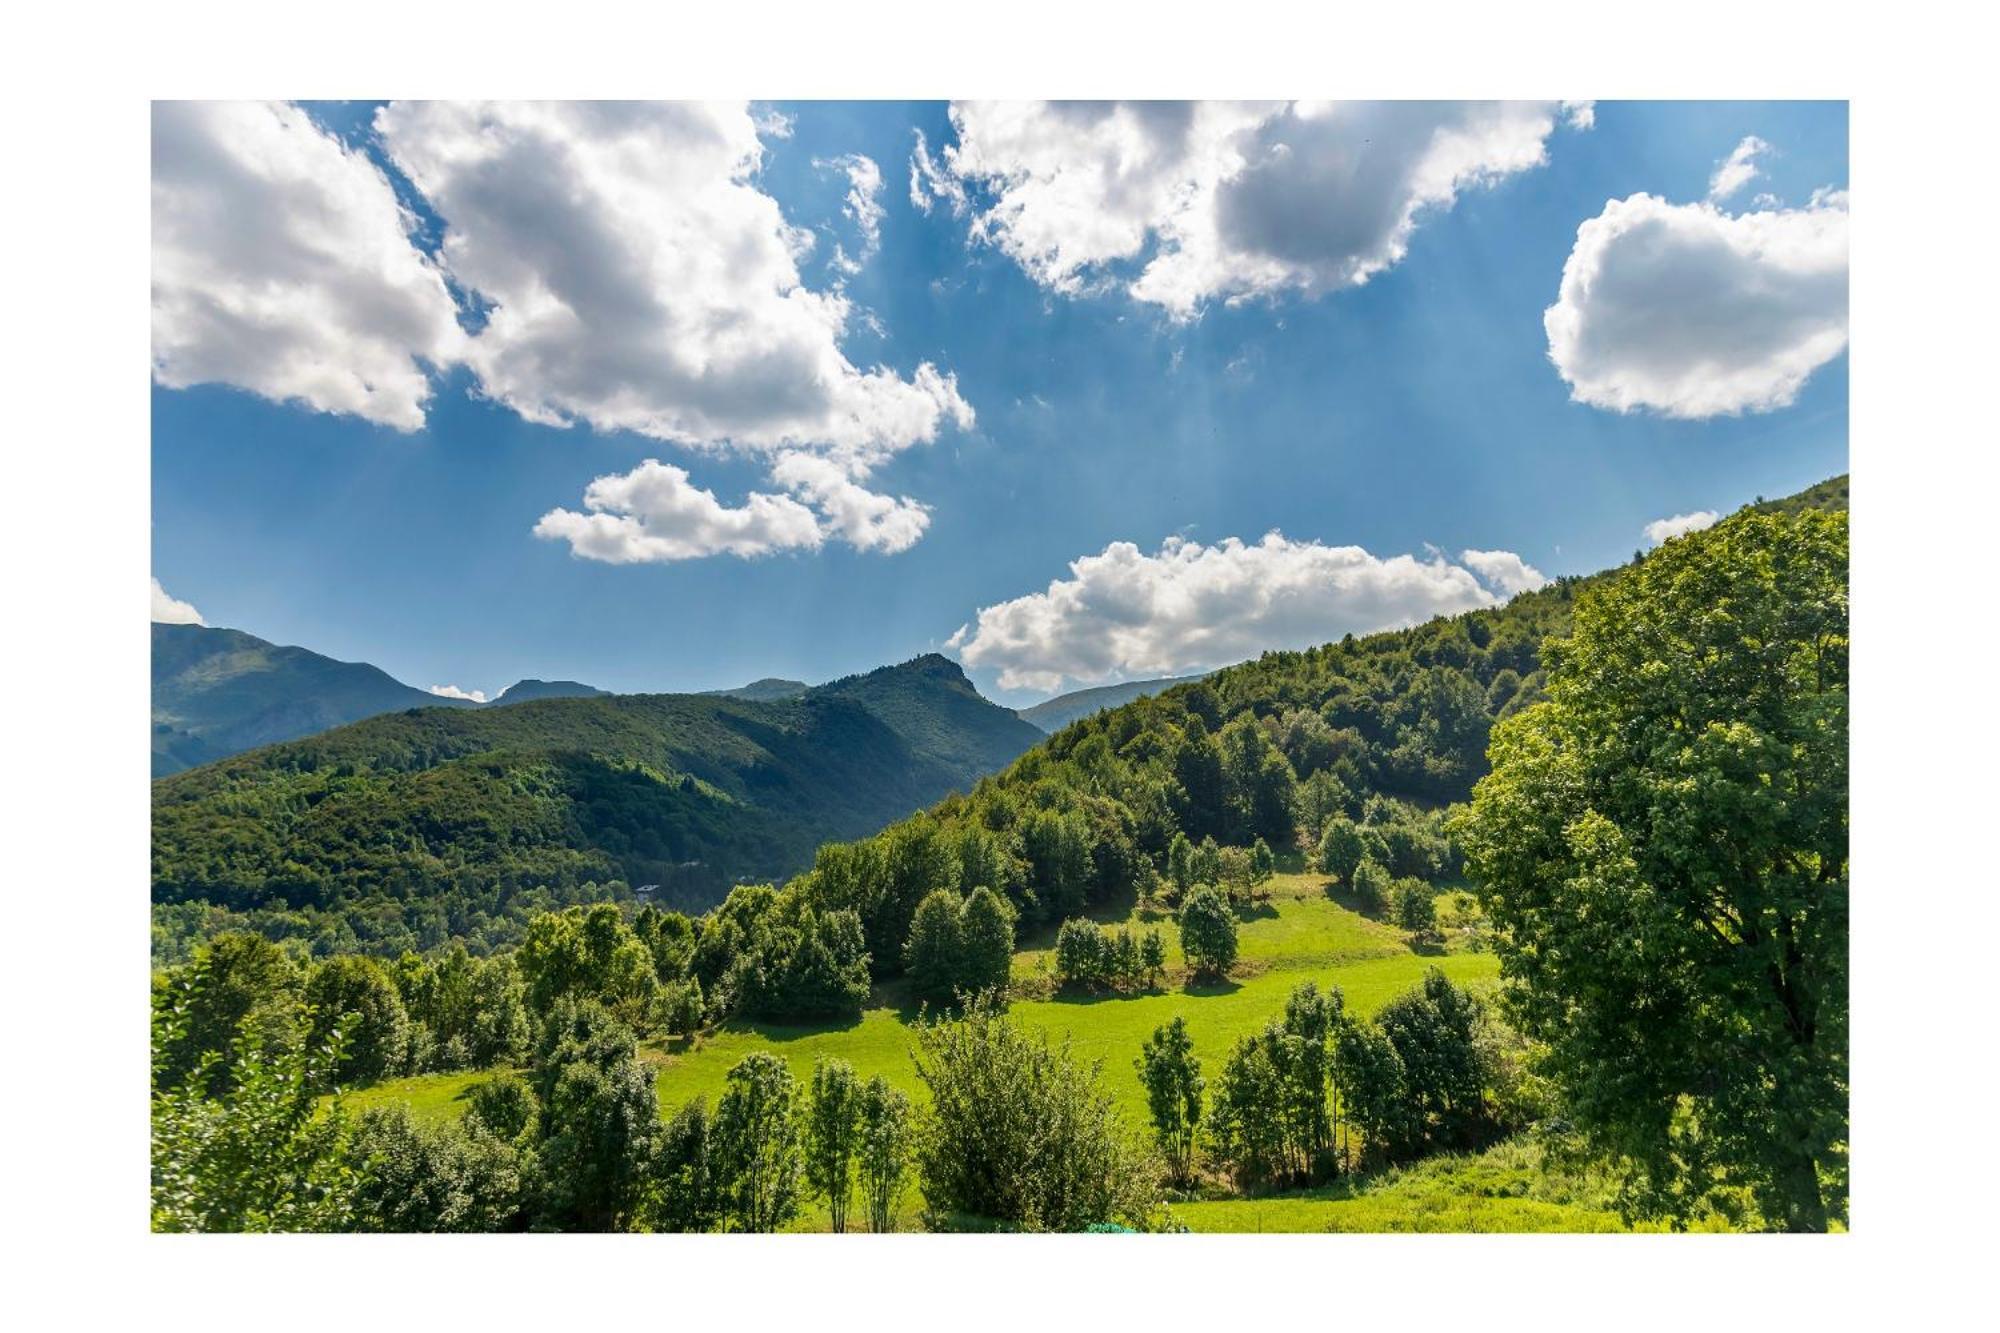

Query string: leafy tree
652 1099 723 1233
1136 1016 1204 1185
1333 1019 1411 1162
1458 509 1849 1231
903 888 966 1003
1392 878 1440 940
1054 917 1110 989
804 1057 863 1233
912 992 1158 1230
712 1052 804 1233
959 886 1017 998
1249 837 1276 893
528 1000 659 1231
856 1075 912 1233
1376 968 1489 1152
151 980 353 1232
1316 816 1366 884
303 955 410 1086
1165 832 1196 898
1279 981 1342 1172
152 932 301 1095
348 1104 523 1232
1350 859 1391 916
1177 887 1238 979
659 976 705 1041
1139 928 1167 987
465 1073 538 1144
1207 1032 1285 1187
1169 717 1227 842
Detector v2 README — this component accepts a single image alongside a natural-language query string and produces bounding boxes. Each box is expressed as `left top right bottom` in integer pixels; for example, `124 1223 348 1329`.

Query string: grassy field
347 872 1498 1135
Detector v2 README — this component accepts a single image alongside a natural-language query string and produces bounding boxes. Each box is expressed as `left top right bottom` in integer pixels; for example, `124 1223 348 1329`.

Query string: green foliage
904 888 966 1003
1391 879 1440 941
1350 860 1391 916
348 1104 524 1232
1137 1016 1203 1186
1375 968 1490 1153
803 1057 863 1232
152 932 301 1095
1177 887 1238 978
304 954 409 1086
712 1052 805 1232
1459 507 1849 1231
1208 981 1344 1187
151 978 354 1232
515 903 658 1027
651 1099 723 1233
856 1075 913 1233
525 999 659 1230
912 992 1160 1231
1054 919 1154 992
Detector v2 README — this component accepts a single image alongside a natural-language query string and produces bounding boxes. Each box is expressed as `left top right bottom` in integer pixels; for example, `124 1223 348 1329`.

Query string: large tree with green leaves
1136 1016 1204 1186
855 1074 912 1233
712 1052 804 1232
803 1056 862 1233
1458 509 1848 1231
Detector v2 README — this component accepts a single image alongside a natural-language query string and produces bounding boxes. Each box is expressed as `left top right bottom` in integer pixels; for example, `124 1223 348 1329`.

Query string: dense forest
151 478 1848 1233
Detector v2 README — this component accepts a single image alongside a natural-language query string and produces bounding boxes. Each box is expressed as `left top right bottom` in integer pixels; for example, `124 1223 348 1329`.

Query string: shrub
1177 887 1238 978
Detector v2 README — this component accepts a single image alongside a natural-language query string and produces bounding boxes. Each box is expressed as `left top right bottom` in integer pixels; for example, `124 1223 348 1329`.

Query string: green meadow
348 873 1503 1182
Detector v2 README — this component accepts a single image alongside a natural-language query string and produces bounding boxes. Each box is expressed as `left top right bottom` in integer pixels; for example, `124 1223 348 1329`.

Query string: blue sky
151 100 1848 705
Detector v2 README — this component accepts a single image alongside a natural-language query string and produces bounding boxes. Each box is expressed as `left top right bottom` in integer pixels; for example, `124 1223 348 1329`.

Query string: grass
1171 1136 1736 1233
347 872 1497 1136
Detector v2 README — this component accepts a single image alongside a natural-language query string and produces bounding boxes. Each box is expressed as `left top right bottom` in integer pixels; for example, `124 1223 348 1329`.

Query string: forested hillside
151 655 1041 953
1015 673 1205 733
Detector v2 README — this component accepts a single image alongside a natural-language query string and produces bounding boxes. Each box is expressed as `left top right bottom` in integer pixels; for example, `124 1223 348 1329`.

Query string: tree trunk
1776 1153 1829 1232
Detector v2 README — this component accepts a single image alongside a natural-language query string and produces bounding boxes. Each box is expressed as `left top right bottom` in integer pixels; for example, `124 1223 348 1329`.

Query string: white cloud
535 458 825 564
770 453 930 554
1544 190 1848 418
928 100 1583 318
374 101 970 468
947 532 1527 692
151 578 205 625
1708 135 1771 203
1459 549 1549 597
815 153 885 273
1643 510 1720 544
908 129 967 216
151 101 465 430
427 683 488 702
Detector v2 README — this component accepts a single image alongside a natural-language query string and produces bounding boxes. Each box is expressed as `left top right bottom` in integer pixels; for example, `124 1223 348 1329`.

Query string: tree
1392 878 1439 941
1137 1016 1204 1185
712 1052 804 1232
348 1104 523 1232
1316 815 1366 884
1208 1031 1285 1187
912 992 1159 1230
1376 968 1488 1152
856 1075 912 1233
1350 859 1391 916
959 887 1017 999
902 888 965 1004
528 1000 659 1231
1139 928 1167 987
1334 1019 1411 1162
1054 918 1109 989
1165 832 1196 898
1249 837 1277 895
151 979 353 1232
304 955 410 1086
652 1099 723 1233
153 932 301 1095
1458 509 1848 1231
1177 887 1238 979
804 1057 862 1233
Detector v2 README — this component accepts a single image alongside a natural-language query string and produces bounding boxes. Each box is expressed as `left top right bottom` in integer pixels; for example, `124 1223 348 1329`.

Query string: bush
1350 860 1392 916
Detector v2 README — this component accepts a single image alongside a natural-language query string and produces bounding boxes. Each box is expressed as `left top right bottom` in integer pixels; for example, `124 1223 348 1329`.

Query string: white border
4 0 1993 1325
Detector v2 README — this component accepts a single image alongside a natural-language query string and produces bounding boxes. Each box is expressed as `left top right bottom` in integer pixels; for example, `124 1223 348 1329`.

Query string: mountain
1016 674 1206 733
491 679 606 705
151 624 475 777
703 677 810 702
151 654 1042 935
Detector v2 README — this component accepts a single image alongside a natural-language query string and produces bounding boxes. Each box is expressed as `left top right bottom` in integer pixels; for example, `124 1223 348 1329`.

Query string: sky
151 100 1848 706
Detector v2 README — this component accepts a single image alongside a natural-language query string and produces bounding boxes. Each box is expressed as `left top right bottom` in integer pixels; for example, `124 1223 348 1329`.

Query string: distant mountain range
1014 674 1208 733
152 652 1044 916
151 624 621 776
702 677 809 703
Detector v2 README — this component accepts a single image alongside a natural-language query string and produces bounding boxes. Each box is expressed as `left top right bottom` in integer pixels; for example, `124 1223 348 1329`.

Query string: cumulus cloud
534 458 825 563
815 153 885 273
374 101 970 467
427 683 488 702
151 101 465 430
1459 549 1549 597
1544 190 1848 418
1708 135 1770 203
151 578 205 625
770 453 931 554
923 100 1585 318
947 533 1530 692
1643 510 1720 544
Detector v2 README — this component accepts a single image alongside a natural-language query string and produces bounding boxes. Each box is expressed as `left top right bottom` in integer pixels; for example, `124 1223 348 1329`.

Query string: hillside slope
152 624 475 777
152 655 1040 931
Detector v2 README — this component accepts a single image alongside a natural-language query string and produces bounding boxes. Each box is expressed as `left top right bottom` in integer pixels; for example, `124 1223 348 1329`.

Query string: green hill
152 624 476 777
151 655 1041 942
703 677 810 702
490 679 605 705
1016 673 1207 733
